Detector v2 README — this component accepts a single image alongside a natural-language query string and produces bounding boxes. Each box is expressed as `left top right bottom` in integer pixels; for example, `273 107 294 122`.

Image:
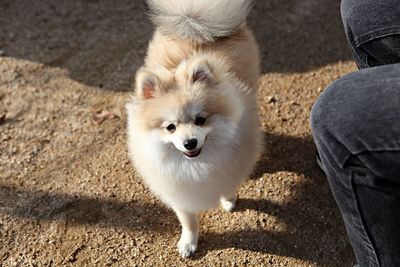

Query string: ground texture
0 0 357 266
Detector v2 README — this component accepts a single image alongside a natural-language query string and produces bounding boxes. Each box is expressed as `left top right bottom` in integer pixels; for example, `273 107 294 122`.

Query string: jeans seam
341 149 400 169
354 27 400 47
353 45 368 69
346 27 368 69
350 171 380 266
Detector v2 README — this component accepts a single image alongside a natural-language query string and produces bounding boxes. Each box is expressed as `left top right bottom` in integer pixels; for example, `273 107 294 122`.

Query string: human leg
311 63 400 266
341 0 400 68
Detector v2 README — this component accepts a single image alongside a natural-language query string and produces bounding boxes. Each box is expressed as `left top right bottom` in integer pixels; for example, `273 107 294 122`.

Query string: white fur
126 73 261 257
126 107 259 211
126 72 260 207
146 0 253 42
126 0 261 258
220 197 237 212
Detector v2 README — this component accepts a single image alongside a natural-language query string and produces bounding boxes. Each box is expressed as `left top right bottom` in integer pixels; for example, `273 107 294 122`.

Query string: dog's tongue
184 149 201 158
186 151 197 157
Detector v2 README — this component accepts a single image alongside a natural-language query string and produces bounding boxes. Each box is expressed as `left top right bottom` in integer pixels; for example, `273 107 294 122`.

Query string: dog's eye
166 123 176 133
195 116 206 126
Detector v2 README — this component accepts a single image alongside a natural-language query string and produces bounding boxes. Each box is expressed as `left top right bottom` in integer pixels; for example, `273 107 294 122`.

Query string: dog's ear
189 60 213 84
135 69 163 100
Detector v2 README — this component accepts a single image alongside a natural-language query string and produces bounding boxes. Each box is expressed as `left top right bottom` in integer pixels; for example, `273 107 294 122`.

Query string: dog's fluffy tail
146 0 253 42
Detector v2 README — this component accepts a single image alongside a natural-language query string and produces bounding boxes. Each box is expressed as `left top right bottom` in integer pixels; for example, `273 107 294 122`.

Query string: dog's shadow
192 133 353 265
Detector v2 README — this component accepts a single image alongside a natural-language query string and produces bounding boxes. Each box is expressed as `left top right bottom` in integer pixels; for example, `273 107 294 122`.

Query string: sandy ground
0 0 358 266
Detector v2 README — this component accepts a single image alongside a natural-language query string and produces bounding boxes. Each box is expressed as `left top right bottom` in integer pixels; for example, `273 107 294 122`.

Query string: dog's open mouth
183 148 201 158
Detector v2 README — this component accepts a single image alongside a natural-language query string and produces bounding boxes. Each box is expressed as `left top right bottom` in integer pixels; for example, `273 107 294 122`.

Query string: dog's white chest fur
127 129 250 212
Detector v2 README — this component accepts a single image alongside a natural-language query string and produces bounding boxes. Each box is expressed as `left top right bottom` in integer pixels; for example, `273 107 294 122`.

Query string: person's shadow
250 0 352 73
0 0 351 91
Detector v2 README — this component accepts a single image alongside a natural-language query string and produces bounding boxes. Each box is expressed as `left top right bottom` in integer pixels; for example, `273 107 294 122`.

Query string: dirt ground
0 0 358 266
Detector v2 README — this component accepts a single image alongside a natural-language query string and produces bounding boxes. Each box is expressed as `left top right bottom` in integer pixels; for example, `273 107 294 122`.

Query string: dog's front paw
221 197 236 212
177 239 197 258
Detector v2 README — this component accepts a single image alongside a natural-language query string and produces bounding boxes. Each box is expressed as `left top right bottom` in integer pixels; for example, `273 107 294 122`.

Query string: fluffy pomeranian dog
126 0 262 257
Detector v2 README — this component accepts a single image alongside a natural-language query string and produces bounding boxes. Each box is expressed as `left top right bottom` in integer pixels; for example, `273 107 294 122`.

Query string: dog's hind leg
220 195 237 212
173 208 199 258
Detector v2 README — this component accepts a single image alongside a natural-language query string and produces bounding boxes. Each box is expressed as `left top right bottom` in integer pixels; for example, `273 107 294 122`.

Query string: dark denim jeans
341 0 400 68
311 0 400 266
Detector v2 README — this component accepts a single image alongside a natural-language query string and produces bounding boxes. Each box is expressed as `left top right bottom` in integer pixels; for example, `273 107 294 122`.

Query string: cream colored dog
126 0 262 257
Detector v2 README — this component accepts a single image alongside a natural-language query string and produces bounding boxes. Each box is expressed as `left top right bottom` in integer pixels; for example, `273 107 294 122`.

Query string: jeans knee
340 0 349 23
340 0 355 31
340 0 370 29
312 64 400 169
310 74 360 148
310 75 363 170
310 93 326 139
310 80 342 139
340 0 375 42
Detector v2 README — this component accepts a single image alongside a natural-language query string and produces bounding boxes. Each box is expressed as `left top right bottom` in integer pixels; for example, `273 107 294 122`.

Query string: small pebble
267 95 278 104
0 113 6 125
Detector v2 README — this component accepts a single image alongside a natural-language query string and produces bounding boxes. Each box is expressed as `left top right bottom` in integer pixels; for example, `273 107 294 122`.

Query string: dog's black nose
183 139 198 150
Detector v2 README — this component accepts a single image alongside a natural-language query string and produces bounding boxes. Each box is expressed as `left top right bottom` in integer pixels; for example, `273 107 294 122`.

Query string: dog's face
130 56 245 159
157 100 211 158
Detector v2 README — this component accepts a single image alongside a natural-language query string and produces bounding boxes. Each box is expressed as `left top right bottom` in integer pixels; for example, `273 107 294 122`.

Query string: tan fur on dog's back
145 26 260 89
